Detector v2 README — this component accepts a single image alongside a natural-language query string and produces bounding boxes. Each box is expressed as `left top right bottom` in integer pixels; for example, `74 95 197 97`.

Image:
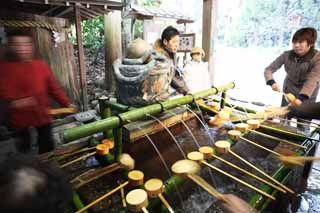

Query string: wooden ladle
171 159 225 201
71 153 135 189
144 178 174 213
126 189 149 213
187 151 275 200
75 170 144 213
198 146 286 193
60 144 110 169
279 155 320 167
229 127 282 157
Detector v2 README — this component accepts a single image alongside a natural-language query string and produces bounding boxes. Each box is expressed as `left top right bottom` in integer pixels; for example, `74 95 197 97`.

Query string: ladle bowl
228 130 241 141
198 146 214 159
126 189 149 212
235 123 249 133
128 170 144 186
247 119 261 129
171 159 200 176
215 140 231 154
144 178 164 198
96 144 110 156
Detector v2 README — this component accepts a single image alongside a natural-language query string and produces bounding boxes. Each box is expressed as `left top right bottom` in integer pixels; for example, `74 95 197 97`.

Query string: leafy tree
222 0 320 48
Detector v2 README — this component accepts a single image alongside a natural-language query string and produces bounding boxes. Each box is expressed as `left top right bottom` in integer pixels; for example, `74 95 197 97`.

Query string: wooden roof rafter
15 0 123 11
0 0 123 20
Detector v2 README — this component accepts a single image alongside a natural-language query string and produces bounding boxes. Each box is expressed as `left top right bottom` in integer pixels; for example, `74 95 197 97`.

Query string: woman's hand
220 194 257 213
271 83 281 92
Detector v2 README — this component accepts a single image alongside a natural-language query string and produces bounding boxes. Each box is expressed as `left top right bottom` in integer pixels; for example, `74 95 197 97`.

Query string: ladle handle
201 161 275 200
60 151 96 169
186 173 225 201
75 181 129 213
282 156 320 161
229 150 294 194
249 129 305 149
277 117 319 129
240 136 281 157
158 193 175 213
142 207 149 213
71 163 121 189
211 154 286 193
121 186 126 207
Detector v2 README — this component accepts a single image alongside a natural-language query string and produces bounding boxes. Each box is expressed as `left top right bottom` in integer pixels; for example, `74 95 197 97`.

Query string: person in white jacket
183 47 211 93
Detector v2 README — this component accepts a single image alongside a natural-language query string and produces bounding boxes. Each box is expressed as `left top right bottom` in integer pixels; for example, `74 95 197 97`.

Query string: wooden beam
74 5 88 110
18 0 123 10
202 0 217 85
41 6 61 15
79 6 103 17
80 9 96 19
55 6 73 17
93 8 112 14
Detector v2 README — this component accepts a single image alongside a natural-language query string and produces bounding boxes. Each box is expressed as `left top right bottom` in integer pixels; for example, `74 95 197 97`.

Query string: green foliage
133 0 157 39
70 16 104 53
221 0 320 48
82 16 104 51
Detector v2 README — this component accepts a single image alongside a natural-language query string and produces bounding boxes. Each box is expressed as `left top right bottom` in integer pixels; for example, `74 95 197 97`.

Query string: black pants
15 124 54 154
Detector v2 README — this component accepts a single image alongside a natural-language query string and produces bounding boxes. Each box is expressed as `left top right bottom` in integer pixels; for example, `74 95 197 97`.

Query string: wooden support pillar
104 11 122 93
202 0 217 85
74 5 88 111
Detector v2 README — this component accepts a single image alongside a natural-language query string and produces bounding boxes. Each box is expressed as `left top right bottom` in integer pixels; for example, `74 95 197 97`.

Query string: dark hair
292 27 317 46
6 28 32 38
161 26 180 45
0 154 72 213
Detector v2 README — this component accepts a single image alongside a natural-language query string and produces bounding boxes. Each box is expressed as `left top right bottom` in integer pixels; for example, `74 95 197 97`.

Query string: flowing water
146 113 187 158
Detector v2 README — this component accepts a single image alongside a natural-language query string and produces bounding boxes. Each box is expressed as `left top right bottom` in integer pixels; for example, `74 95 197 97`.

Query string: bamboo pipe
214 141 294 194
75 170 144 213
198 146 286 193
171 159 225 201
63 82 236 142
60 144 109 169
187 152 275 200
144 178 174 213
249 129 305 149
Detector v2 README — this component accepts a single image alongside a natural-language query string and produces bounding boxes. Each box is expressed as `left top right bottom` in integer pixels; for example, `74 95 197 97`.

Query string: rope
0 20 71 33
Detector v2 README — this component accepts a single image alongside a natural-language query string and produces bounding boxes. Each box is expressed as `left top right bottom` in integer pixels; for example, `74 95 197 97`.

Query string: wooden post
202 0 217 85
30 14 80 106
74 5 89 111
121 0 134 55
104 11 122 93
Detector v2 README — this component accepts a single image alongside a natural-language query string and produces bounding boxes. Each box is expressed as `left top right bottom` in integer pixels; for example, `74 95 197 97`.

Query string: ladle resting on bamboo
187 151 276 200
214 140 294 194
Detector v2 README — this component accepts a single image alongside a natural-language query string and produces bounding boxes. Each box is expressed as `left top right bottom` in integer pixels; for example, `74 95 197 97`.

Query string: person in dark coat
154 26 189 95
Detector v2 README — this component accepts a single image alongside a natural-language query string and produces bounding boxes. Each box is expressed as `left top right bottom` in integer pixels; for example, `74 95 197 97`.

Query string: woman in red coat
0 32 75 154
